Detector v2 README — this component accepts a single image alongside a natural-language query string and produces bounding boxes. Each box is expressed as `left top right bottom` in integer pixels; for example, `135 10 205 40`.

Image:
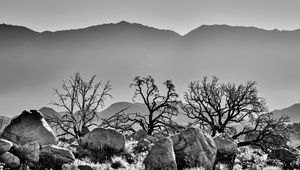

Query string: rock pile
143 127 217 170
1 110 57 145
0 110 75 169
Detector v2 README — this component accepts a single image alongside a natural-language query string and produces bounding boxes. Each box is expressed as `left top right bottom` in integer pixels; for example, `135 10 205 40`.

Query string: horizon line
1 20 299 36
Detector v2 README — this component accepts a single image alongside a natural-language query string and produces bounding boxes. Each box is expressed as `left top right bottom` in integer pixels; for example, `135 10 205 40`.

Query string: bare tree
49 73 112 139
112 76 180 135
182 76 291 150
182 76 267 137
235 113 291 152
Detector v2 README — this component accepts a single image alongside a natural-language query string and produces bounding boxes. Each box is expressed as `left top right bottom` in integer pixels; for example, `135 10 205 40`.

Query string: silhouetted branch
48 73 111 139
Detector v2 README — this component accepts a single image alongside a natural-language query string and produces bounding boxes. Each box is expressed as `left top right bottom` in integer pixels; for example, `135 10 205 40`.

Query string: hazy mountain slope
2 22 300 116
39 107 62 119
273 103 300 122
169 25 300 82
0 21 180 105
0 24 39 47
99 102 147 118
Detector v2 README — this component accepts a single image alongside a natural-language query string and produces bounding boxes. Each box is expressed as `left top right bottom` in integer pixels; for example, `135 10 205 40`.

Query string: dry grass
263 166 282 170
62 141 284 170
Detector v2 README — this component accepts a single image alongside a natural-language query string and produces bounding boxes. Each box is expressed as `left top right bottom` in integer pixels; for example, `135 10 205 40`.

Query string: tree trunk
217 128 225 134
237 141 253 147
212 129 217 137
148 126 154 136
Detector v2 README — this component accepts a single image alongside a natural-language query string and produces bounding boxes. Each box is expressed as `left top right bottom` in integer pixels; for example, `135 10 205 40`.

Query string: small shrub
89 146 119 163
263 166 281 170
291 157 300 169
214 163 231 170
62 140 147 170
118 153 135 164
62 159 109 170
124 140 138 154
234 146 268 169
110 157 128 169
266 158 283 167
183 167 205 170
233 164 243 170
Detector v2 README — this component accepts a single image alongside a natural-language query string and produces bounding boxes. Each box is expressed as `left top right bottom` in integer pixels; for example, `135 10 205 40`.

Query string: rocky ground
0 110 298 170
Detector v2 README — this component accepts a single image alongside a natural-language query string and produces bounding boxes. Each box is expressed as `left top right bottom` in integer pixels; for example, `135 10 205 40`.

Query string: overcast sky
1 0 300 35
1 0 300 116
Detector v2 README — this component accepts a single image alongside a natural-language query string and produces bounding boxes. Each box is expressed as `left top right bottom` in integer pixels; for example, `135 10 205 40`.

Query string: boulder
214 133 237 155
132 129 147 141
39 144 75 169
67 144 91 159
152 131 169 140
79 127 125 154
10 141 40 164
58 137 76 144
135 138 152 153
144 137 177 170
145 135 158 143
143 131 169 143
171 127 217 170
213 133 238 170
0 138 13 155
1 110 57 145
269 148 297 163
0 152 20 169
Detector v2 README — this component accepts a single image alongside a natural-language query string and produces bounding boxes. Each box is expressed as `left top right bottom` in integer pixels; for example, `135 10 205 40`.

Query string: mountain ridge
273 103 300 123
3 21 300 37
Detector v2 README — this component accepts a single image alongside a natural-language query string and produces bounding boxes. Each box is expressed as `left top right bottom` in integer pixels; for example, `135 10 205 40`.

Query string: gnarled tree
182 76 267 137
49 73 112 139
116 76 180 135
182 76 290 150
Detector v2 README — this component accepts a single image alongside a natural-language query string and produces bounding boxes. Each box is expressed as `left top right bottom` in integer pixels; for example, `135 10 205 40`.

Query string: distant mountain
3 21 300 117
273 103 300 123
99 102 147 118
39 107 62 119
0 23 39 47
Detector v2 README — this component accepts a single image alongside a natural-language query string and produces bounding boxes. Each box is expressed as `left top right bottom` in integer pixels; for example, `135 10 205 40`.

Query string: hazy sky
1 0 300 116
1 0 300 35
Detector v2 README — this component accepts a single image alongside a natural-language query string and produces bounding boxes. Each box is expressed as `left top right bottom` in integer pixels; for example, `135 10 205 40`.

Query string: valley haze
1 21 300 116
